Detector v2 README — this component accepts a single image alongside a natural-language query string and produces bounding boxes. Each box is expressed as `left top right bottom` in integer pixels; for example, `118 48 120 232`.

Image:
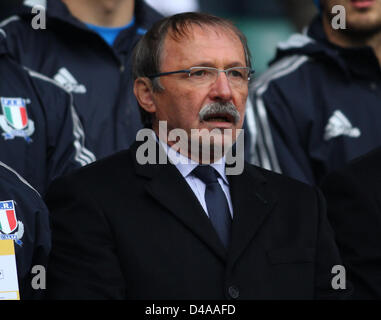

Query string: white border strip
0 161 40 197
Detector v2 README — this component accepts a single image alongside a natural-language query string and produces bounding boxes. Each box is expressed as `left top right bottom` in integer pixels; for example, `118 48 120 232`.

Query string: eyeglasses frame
147 66 255 83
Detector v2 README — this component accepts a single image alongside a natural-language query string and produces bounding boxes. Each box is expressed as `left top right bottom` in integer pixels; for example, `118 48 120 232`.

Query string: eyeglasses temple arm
147 70 190 79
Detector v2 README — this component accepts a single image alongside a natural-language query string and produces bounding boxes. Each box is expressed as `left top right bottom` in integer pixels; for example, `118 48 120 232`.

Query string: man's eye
229 70 244 78
191 70 207 77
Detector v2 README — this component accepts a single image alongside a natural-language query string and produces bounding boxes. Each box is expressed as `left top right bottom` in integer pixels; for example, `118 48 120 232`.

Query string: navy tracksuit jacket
0 160 50 299
1 0 163 160
0 32 95 195
249 16 381 185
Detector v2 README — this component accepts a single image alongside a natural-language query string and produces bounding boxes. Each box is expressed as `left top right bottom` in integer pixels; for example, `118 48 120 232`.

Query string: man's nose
209 71 233 101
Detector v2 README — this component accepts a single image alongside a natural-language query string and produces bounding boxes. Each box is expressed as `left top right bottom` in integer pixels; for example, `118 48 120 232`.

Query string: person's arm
31 76 96 189
0 162 51 300
45 173 125 299
321 169 381 299
313 187 352 299
19 199 51 300
251 79 318 185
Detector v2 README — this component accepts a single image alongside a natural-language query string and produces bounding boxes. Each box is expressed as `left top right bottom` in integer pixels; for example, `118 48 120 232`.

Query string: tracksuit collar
18 0 162 52
273 15 381 81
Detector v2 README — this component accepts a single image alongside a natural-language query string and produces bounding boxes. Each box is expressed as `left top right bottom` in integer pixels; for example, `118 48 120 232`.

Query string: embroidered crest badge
0 97 35 143
0 200 24 246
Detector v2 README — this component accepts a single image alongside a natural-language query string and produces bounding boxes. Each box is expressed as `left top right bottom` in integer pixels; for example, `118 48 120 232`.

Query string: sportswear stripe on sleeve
248 55 310 172
24 68 97 166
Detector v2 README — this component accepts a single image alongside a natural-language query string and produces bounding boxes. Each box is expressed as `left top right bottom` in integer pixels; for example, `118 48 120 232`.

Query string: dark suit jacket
45 141 349 299
321 146 381 299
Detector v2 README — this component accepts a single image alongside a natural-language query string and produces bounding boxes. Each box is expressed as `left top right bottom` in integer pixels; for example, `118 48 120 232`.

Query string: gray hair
132 12 252 128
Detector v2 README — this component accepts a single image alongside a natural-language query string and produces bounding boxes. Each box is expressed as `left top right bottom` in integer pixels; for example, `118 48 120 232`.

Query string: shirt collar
154 131 229 184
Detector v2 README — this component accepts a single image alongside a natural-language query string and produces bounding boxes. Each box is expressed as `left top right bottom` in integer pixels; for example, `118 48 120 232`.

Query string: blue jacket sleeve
0 162 51 299
30 76 96 186
250 80 316 185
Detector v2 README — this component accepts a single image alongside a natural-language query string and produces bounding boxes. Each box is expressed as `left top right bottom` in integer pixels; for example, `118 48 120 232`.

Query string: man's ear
134 77 157 114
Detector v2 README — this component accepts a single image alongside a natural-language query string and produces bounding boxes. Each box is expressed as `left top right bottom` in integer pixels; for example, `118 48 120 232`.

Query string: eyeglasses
147 66 255 87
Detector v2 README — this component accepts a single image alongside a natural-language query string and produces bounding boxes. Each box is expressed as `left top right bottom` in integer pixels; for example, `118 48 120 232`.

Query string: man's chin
345 10 381 33
189 130 236 164
345 23 381 37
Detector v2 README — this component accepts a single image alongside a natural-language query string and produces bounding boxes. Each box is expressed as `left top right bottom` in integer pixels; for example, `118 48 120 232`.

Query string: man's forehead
162 24 244 61
166 23 240 44
159 23 247 70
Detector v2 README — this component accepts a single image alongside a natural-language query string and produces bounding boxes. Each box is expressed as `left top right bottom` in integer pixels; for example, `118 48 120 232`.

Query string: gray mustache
199 102 240 124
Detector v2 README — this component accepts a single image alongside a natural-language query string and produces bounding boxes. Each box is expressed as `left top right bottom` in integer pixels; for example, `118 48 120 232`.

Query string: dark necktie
192 165 232 248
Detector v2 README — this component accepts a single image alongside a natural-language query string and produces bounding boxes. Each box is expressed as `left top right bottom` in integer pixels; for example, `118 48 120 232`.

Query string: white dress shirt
158 138 234 218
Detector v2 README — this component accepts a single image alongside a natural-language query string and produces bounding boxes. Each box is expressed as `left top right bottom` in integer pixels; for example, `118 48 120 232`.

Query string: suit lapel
227 165 277 267
131 141 227 262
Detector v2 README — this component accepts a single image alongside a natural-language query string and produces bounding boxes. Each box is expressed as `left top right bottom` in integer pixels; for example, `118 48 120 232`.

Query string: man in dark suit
45 12 349 300
321 147 381 299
